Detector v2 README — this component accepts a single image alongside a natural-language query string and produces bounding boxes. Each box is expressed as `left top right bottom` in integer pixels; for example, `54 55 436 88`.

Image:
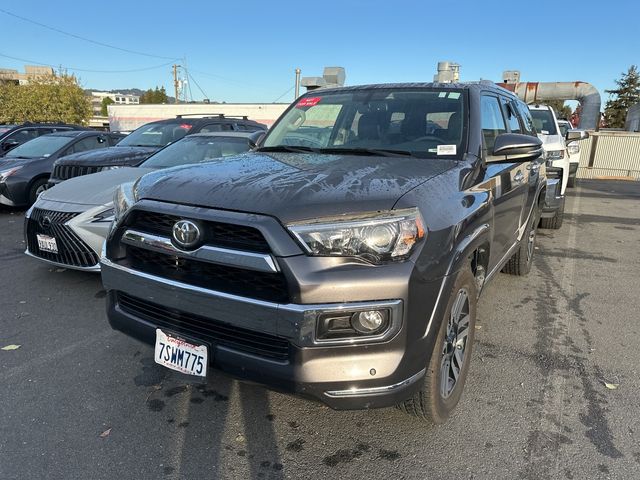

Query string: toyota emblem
172 220 201 249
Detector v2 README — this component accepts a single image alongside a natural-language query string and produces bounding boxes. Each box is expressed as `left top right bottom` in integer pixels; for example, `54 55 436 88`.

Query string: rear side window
199 123 233 133
515 102 537 136
480 95 507 152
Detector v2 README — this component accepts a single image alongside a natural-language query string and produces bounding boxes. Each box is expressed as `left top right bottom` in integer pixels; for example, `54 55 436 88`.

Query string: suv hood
54 146 159 168
135 152 458 223
40 167 156 206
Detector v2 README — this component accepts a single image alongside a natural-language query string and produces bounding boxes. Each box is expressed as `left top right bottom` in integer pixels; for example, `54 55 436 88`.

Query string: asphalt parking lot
1 179 639 480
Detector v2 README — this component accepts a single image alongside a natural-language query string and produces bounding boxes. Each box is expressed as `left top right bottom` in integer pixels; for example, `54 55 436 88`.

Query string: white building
90 91 140 115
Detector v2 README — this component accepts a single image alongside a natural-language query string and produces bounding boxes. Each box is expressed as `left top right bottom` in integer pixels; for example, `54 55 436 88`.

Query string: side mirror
566 130 589 142
489 133 543 163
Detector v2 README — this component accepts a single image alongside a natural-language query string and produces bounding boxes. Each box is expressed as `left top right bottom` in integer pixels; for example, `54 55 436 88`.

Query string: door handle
514 171 525 184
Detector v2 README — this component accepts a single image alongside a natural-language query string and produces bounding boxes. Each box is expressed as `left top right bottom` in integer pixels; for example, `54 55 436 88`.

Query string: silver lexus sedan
24 131 262 271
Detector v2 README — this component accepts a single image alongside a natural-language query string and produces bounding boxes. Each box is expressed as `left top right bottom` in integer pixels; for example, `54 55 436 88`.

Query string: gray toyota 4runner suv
102 82 545 423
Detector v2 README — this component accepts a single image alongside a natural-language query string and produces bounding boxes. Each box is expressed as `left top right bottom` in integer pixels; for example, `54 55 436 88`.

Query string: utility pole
173 64 180 104
294 68 301 99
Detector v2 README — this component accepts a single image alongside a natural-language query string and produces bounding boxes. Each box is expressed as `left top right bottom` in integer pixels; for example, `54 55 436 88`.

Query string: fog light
352 310 385 333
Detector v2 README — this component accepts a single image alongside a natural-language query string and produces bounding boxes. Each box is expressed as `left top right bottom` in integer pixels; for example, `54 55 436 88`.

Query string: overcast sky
0 0 638 105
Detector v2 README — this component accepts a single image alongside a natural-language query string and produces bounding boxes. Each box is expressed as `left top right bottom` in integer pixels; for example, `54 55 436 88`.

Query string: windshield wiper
256 145 319 153
318 147 415 157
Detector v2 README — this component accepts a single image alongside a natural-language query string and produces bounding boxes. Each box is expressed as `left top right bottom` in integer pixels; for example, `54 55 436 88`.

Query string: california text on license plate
36 234 58 253
154 329 207 377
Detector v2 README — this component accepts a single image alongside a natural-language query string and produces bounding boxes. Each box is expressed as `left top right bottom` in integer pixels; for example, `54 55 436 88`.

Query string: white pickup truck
557 119 581 187
529 105 587 228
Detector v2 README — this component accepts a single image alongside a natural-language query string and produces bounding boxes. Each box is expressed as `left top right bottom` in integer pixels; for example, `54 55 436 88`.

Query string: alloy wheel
440 288 470 399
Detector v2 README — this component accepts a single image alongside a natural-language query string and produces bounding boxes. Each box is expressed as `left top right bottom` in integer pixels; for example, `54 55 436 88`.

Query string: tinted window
530 109 558 135
501 99 521 133
515 102 536 136
480 95 507 152
118 122 193 147
199 123 233 133
4 135 72 158
65 136 108 155
264 88 466 158
7 129 38 144
140 136 251 169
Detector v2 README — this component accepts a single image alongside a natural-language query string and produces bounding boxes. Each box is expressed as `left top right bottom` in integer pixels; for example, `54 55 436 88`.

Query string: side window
36 128 55 137
65 136 108 156
480 95 507 153
7 129 38 144
515 101 537 136
199 123 233 133
501 99 521 133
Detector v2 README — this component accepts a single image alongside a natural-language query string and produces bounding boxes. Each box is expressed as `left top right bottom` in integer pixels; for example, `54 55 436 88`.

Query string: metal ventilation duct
498 79 601 130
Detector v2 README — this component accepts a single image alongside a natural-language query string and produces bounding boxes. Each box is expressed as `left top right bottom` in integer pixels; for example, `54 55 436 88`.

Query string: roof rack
175 113 249 120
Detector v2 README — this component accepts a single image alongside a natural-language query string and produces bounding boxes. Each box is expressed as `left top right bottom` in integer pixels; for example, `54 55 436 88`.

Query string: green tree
0 75 92 124
140 86 168 104
543 100 573 121
604 65 640 128
100 96 114 116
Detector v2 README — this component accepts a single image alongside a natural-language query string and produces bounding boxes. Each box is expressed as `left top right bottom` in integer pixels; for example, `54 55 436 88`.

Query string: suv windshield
5 135 72 158
118 121 194 148
140 135 251 169
530 109 558 135
263 88 466 158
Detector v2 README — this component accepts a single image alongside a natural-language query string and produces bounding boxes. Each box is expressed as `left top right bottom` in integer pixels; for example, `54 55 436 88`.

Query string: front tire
503 205 539 276
398 268 477 424
28 178 48 205
567 175 576 188
539 196 564 230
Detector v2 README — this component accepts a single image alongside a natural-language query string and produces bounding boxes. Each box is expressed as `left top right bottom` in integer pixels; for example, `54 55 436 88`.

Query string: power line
0 52 174 73
185 69 210 101
0 8 178 61
272 86 294 103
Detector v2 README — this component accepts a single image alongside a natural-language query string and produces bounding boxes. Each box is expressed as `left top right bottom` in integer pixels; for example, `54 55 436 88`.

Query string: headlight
91 205 115 223
567 143 580 155
101 166 122 172
0 166 22 182
287 208 425 264
113 181 137 223
546 150 565 160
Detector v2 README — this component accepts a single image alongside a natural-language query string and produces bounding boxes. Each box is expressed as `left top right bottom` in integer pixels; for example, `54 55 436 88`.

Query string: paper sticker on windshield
296 97 322 108
437 145 457 155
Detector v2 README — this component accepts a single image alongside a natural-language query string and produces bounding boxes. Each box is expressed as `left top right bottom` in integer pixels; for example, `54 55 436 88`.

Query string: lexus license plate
36 234 58 253
154 329 207 377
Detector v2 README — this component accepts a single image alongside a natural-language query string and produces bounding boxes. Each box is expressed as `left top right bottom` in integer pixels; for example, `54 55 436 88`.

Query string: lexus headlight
91 204 115 223
546 150 565 160
113 181 137 223
0 166 22 182
287 208 425 264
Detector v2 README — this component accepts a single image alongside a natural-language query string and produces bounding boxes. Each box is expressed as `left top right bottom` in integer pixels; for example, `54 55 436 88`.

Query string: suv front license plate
154 329 207 377
36 234 58 254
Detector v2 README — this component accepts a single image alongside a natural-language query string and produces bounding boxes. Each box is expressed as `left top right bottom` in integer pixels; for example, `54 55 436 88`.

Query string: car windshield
4 135 72 158
262 88 466 159
530 109 558 135
140 136 251 169
117 121 194 147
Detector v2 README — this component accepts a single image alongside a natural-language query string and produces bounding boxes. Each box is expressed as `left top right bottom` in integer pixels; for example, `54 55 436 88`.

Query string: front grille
116 292 290 361
117 245 289 303
52 164 102 181
130 211 271 253
26 208 99 267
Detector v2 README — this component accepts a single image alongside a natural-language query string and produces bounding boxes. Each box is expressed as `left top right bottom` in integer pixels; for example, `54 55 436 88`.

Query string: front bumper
102 255 450 410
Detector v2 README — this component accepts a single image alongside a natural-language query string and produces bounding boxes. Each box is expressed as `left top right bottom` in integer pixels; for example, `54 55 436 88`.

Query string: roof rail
175 113 249 120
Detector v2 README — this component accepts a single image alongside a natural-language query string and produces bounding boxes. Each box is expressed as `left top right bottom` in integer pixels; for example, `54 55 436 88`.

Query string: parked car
48 114 267 186
0 131 124 207
557 119 582 187
529 105 587 228
0 122 87 157
24 132 261 271
101 81 545 424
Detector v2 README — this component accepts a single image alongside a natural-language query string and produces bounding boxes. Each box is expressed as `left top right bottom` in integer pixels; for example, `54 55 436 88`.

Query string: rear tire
28 178 48 205
539 196 564 230
502 206 539 276
397 268 477 424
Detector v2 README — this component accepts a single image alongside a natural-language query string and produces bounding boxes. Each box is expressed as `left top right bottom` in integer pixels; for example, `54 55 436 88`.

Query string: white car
529 105 586 228
557 119 580 187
